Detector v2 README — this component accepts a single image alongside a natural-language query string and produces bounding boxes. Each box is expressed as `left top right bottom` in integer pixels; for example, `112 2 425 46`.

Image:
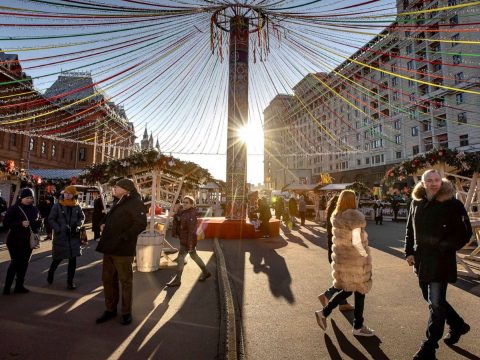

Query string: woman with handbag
48 186 85 290
2 188 41 295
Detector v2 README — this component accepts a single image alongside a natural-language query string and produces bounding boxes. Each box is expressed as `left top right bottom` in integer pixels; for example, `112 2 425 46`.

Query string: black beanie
19 188 34 199
115 178 136 192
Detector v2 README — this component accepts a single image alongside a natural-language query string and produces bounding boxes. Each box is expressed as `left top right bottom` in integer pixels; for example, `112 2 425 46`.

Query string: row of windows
8 134 87 161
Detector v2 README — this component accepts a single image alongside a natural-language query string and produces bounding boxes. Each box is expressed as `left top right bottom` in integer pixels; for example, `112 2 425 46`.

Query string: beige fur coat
331 209 372 294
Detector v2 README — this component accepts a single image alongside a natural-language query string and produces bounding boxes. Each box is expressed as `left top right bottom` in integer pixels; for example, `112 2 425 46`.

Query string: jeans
175 245 207 279
324 286 348 305
323 290 365 329
419 281 464 350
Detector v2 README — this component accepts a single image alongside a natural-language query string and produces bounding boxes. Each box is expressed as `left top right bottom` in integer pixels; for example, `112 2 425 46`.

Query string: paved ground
0 229 219 360
220 220 480 360
1 220 479 360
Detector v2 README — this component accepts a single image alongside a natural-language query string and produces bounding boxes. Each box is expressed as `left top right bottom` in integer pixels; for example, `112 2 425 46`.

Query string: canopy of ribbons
0 0 479 163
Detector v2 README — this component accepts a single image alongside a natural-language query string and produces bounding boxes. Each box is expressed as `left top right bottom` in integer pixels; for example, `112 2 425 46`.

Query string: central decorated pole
225 15 249 220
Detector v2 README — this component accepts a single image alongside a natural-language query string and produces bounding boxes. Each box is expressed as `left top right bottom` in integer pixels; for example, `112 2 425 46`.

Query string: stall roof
27 169 86 180
319 183 354 191
199 182 220 190
283 183 321 191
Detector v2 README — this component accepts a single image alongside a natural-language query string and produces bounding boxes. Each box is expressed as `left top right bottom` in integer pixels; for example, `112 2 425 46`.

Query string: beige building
264 0 480 189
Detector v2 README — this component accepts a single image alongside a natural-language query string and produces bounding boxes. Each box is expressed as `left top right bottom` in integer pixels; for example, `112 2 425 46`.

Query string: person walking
2 188 41 295
315 190 374 336
373 199 383 225
258 197 272 238
92 194 106 241
318 195 354 312
405 170 472 360
298 195 307 226
167 196 211 287
38 195 54 240
95 179 147 326
288 196 298 227
47 186 85 290
274 196 284 221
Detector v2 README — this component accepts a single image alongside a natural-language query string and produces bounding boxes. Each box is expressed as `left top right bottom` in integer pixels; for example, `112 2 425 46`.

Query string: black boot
14 286 30 294
47 269 54 284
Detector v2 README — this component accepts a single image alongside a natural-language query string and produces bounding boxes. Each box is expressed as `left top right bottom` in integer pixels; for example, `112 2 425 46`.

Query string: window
452 54 462 65
460 134 468 147
454 72 464 84
448 0 457 5
394 120 401 129
393 92 399 101
29 138 34 151
41 141 46 154
456 93 464 104
51 144 56 157
396 151 402 159
395 135 402 144
79 147 87 161
10 134 16 146
357 159 361 166
406 45 412 54
365 157 370 164
458 112 467 124
451 33 460 47
407 60 415 70
411 126 419 136
413 145 419 155
433 63 442 72
449 15 458 25
392 77 398 86
408 79 415 87
437 118 446 127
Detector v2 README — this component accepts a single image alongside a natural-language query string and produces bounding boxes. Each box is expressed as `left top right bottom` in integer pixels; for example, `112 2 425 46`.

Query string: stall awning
319 183 354 191
283 183 321 191
27 169 86 180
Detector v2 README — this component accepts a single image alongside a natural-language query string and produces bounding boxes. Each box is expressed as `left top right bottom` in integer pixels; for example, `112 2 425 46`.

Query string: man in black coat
405 170 472 360
95 179 147 326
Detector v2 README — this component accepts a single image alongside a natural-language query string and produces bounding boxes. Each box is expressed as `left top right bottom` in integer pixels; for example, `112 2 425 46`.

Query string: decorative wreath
80 149 213 185
383 148 480 185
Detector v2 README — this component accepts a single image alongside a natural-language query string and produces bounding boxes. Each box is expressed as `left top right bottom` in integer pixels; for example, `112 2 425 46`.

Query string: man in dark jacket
405 170 472 360
96 178 146 326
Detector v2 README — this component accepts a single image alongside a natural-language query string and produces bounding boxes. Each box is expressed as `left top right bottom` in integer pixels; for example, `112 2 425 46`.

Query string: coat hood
411 179 454 203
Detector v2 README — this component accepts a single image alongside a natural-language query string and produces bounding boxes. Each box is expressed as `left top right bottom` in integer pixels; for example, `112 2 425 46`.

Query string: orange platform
197 217 280 239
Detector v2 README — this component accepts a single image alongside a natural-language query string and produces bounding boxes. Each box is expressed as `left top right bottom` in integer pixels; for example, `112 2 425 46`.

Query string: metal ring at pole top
211 5 267 33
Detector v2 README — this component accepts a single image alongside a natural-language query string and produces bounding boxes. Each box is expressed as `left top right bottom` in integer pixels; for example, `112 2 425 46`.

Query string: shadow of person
448 344 480 360
339 311 391 359
324 334 344 360
330 319 369 360
248 244 295 303
283 231 309 248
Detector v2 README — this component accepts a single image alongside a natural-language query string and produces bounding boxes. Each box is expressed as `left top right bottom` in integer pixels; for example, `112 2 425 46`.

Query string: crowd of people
1 178 211 327
0 169 475 359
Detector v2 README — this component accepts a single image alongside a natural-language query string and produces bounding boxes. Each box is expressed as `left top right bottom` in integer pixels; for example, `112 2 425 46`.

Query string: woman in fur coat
315 190 374 336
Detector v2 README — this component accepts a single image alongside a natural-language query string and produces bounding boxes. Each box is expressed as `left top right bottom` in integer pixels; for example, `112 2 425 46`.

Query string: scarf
59 198 77 207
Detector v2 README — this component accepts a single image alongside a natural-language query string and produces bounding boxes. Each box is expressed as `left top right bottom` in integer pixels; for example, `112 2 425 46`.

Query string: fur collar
411 179 454 203
332 209 366 230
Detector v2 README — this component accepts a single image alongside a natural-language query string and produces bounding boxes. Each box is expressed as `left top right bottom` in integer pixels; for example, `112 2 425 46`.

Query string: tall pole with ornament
212 6 267 220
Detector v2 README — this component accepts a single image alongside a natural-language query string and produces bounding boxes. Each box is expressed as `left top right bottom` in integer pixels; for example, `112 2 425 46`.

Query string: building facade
264 0 480 189
0 51 135 170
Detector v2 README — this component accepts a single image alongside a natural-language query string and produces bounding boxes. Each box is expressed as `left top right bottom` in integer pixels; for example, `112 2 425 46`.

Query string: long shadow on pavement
330 319 369 360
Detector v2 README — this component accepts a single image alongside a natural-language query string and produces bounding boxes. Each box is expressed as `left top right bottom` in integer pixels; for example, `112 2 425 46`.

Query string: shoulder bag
18 206 40 249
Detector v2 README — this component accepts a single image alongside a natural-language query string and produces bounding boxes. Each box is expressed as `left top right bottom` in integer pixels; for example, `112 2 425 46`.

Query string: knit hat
64 185 78 196
116 178 136 192
19 188 34 199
